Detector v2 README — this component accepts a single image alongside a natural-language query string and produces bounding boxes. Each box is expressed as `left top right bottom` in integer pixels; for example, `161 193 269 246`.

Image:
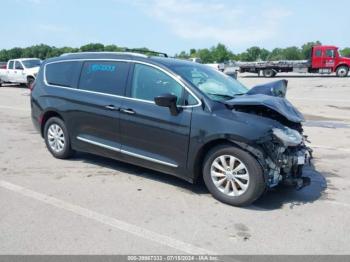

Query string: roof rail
123 48 168 58
60 51 148 58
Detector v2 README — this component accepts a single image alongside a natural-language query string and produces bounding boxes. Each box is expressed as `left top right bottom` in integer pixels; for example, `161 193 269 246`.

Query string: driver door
119 63 193 174
323 49 336 68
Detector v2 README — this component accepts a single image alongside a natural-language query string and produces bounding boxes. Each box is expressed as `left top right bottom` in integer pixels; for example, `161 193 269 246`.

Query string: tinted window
46 61 81 88
8 61 14 69
79 61 129 95
131 63 184 103
15 61 23 70
315 50 322 57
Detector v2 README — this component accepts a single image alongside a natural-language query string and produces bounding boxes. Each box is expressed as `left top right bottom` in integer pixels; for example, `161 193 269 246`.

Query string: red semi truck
238 45 350 77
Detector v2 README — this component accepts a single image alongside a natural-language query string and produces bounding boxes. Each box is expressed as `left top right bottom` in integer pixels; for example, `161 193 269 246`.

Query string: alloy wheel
210 155 250 196
47 123 65 153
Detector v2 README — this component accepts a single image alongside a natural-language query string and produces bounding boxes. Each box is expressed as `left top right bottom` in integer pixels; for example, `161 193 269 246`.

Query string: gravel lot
0 73 350 255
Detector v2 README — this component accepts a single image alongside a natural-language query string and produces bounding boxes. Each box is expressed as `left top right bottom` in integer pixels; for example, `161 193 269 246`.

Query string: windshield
171 64 247 102
22 59 42 68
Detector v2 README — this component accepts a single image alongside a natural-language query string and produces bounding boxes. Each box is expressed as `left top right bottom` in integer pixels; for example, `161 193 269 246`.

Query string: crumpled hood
247 79 288 97
225 94 305 123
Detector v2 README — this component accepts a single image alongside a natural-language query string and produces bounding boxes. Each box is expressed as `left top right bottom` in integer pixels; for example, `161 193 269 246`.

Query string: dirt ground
0 73 350 255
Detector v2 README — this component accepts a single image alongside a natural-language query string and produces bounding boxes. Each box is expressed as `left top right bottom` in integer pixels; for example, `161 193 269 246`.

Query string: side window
186 93 198 105
8 61 14 69
131 63 183 103
15 61 23 70
326 49 335 58
79 61 129 95
315 50 322 57
46 61 81 88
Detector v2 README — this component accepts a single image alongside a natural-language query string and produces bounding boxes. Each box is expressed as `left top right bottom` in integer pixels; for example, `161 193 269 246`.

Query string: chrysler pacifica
31 52 311 206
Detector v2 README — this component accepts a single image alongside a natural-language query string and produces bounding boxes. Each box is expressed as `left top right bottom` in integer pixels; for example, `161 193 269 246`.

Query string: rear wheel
336 66 349 77
203 145 266 206
26 77 35 88
44 117 74 159
263 69 276 78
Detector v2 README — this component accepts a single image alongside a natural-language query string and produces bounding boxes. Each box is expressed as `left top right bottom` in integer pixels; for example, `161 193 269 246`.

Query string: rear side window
78 61 129 95
45 61 81 88
8 61 14 69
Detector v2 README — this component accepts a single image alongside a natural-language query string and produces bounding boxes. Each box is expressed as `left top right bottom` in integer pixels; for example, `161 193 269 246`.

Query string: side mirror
154 93 180 116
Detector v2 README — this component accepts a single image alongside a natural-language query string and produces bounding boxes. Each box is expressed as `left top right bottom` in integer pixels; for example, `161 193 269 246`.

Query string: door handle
120 108 135 115
104 105 117 110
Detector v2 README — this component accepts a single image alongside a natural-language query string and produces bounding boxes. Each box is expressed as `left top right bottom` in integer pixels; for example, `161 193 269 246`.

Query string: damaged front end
258 128 312 190
225 79 313 190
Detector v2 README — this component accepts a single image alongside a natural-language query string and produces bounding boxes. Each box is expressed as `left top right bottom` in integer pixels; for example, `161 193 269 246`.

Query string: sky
1 0 349 55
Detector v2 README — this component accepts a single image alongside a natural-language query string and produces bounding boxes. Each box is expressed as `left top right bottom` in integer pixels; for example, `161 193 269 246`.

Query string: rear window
315 50 322 57
78 61 129 95
45 61 82 88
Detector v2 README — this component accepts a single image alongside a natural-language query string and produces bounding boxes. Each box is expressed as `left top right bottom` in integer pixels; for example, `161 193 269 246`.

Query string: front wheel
44 117 74 159
336 66 349 77
203 145 266 206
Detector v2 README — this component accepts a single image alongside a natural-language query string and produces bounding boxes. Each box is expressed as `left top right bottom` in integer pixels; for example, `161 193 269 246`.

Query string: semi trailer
238 45 350 77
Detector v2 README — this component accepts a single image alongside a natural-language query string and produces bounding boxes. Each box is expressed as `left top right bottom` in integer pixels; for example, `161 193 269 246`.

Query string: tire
26 77 35 88
203 145 265 206
336 66 349 77
44 117 74 159
263 69 276 78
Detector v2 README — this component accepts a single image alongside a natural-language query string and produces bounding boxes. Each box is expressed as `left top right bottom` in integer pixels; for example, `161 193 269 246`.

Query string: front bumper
261 140 312 188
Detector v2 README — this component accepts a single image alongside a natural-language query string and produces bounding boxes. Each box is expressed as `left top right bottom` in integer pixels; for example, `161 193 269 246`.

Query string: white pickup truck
0 58 41 87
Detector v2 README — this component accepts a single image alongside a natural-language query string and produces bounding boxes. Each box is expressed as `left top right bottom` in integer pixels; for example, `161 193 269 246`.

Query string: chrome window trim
77 136 178 168
43 59 202 108
120 149 178 168
60 52 148 58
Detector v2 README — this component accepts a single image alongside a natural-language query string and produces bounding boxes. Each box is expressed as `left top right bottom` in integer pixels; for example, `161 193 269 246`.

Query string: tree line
1 42 350 63
0 43 152 62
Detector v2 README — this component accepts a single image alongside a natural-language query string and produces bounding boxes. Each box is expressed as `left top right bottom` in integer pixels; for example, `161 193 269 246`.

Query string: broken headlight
272 127 302 147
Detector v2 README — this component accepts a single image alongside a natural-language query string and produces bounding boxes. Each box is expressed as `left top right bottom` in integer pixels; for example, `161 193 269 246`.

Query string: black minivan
31 52 311 206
